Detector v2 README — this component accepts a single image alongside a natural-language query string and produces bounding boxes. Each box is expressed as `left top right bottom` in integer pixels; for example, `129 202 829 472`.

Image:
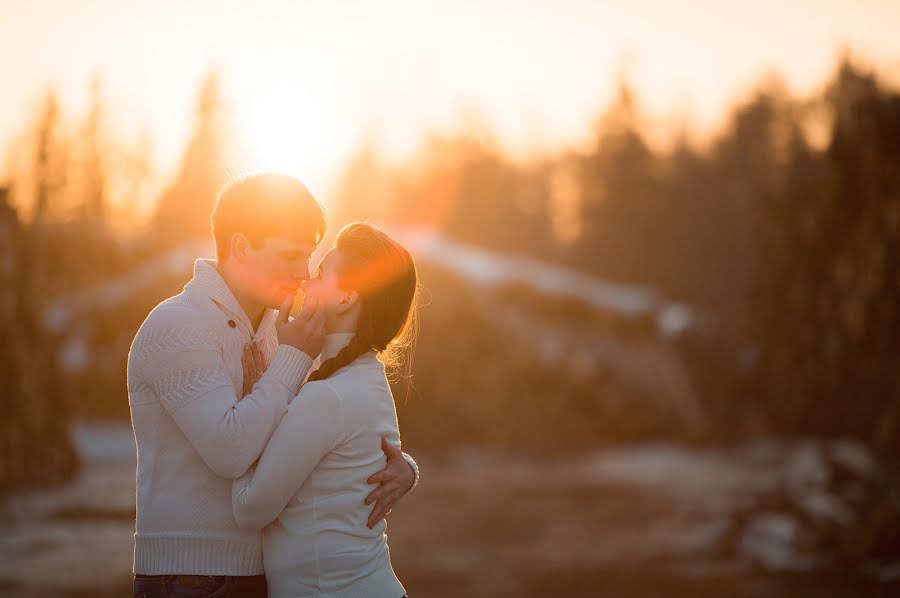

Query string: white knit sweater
127 259 314 575
232 334 406 598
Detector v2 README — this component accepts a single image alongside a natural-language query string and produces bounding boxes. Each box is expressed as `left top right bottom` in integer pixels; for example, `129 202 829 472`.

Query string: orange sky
1 0 899 209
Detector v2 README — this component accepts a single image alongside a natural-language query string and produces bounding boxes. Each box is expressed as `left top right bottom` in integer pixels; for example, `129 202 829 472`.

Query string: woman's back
233 339 406 598
234 222 419 598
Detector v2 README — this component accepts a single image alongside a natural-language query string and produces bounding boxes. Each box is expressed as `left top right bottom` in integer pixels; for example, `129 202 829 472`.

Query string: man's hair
210 172 326 262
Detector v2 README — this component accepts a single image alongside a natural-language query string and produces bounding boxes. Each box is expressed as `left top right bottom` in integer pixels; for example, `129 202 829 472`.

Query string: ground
1 422 897 597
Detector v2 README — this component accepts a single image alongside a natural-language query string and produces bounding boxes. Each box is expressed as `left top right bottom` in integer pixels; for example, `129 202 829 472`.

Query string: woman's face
302 248 345 319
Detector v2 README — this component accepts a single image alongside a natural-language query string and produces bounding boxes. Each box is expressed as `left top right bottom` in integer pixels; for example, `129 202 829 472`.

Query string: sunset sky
1 0 899 203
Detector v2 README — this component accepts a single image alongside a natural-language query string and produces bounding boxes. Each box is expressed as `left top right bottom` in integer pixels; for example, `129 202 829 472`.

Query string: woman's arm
132 309 313 480
232 381 343 529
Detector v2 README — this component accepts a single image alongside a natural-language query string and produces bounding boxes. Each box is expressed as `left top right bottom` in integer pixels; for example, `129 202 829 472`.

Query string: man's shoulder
132 291 220 348
142 291 205 325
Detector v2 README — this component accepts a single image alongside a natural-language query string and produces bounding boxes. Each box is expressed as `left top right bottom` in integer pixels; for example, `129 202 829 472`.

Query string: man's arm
135 316 314 479
363 439 420 528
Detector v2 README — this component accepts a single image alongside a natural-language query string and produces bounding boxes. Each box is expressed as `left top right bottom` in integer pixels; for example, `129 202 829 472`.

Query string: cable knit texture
127 259 314 575
232 333 407 598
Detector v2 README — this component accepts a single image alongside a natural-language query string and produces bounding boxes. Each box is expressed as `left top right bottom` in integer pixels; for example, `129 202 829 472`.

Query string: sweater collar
185 258 278 335
321 333 356 361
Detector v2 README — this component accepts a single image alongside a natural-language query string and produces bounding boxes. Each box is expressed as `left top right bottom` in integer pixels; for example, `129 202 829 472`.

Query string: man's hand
275 295 327 359
364 438 415 529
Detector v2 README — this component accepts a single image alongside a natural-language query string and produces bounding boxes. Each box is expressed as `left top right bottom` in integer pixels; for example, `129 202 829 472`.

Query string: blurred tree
31 90 67 224
575 81 664 285
78 78 108 224
23 89 72 302
751 60 900 453
59 78 123 291
333 132 557 260
441 135 554 256
546 152 582 246
331 141 394 227
112 130 155 227
150 71 230 249
713 79 799 333
0 186 77 493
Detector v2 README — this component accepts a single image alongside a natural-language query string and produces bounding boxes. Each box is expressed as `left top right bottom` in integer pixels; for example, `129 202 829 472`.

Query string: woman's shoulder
320 360 391 405
296 378 342 403
285 379 345 427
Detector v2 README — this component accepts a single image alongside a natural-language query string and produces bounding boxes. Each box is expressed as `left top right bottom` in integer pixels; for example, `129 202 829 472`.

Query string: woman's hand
240 342 269 398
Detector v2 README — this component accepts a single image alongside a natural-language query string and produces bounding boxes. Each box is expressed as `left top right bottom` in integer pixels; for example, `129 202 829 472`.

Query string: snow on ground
393 228 696 336
0 422 136 596
1 422 896 597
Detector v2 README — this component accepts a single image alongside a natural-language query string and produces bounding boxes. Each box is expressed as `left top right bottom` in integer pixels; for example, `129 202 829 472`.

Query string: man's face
242 233 318 310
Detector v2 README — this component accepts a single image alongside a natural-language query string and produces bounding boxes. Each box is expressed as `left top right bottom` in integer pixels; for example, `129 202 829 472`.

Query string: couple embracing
128 173 419 597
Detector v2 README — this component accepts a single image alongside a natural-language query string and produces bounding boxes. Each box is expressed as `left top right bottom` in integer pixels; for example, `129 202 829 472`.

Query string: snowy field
1 421 897 597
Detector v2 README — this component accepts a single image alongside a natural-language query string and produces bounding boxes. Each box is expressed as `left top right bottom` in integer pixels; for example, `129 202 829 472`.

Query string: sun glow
231 74 357 202
2 0 900 219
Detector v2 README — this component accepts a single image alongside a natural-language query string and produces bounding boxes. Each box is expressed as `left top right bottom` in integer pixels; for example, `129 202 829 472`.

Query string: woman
232 223 417 598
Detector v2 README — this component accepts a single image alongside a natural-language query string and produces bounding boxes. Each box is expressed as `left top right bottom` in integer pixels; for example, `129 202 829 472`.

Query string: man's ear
334 290 360 316
231 233 250 263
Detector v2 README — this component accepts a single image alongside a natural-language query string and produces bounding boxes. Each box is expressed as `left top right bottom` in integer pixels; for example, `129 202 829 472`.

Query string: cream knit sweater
127 259 313 575
127 259 416 577
233 333 406 598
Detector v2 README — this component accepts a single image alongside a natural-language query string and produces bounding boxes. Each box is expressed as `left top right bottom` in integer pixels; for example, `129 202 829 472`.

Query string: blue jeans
133 574 267 597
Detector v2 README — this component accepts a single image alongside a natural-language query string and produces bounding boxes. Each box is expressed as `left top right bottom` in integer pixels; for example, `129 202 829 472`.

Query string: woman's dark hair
307 223 419 382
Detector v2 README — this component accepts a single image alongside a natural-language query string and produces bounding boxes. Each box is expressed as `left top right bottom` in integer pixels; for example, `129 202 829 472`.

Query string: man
127 173 418 597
